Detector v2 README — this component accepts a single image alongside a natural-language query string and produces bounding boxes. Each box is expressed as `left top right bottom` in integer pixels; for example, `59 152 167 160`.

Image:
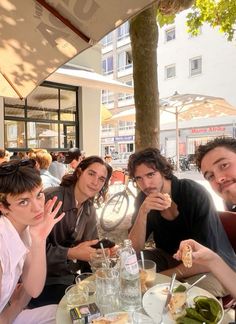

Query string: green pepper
174 284 187 293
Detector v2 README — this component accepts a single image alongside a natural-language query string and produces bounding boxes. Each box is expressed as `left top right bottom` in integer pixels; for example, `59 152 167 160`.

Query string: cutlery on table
159 273 176 324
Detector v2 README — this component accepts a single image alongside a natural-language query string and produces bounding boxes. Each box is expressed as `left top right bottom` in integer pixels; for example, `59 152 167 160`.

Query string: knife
162 273 176 314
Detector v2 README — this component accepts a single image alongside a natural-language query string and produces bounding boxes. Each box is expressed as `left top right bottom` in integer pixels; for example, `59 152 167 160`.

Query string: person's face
201 147 236 204
76 162 108 199
70 156 82 170
0 185 45 232
134 163 165 195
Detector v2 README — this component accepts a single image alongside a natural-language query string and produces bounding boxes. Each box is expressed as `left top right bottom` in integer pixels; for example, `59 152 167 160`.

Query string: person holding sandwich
127 147 236 297
175 137 236 298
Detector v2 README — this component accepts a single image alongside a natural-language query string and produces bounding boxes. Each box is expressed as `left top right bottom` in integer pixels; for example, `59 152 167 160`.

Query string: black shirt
132 175 236 270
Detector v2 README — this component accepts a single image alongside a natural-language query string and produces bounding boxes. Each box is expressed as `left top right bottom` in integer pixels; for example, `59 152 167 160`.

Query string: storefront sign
114 135 134 142
191 126 225 134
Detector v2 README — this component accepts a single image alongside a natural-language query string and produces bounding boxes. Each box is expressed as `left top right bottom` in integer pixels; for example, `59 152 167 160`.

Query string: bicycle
100 170 136 232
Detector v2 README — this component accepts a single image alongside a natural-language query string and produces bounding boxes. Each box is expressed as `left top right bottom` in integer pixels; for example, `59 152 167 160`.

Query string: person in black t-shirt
128 147 236 297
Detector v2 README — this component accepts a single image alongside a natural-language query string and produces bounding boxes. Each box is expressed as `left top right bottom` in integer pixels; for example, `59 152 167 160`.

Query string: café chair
218 211 236 319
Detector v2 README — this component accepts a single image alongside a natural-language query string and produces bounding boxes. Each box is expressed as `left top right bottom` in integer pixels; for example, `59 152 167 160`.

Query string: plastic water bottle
119 239 141 311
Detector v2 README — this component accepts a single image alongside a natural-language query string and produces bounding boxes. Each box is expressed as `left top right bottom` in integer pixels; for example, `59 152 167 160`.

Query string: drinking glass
75 272 96 298
138 259 156 292
65 284 89 310
89 250 111 273
95 268 120 315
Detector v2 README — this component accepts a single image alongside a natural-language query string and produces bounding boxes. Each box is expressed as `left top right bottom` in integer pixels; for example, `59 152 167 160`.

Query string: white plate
142 283 224 324
104 311 155 323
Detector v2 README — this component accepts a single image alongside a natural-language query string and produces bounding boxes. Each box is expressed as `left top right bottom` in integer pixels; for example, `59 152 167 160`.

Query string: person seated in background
0 149 10 164
49 152 67 181
0 159 64 324
29 156 112 307
174 239 236 299
127 147 236 297
64 147 82 171
28 149 60 189
104 154 113 166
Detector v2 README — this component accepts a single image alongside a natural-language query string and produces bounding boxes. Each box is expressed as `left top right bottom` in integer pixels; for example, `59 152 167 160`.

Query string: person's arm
129 192 171 252
0 283 31 324
174 239 236 298
21 197 64 297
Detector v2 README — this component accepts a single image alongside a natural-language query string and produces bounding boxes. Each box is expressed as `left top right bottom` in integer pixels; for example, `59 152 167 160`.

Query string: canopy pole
176 107 180 172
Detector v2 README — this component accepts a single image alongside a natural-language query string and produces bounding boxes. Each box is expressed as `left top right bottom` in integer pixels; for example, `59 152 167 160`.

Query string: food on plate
163 193 172 207
168 291 187 320
182 244 193 268
176 296 223 323
92 312 129 324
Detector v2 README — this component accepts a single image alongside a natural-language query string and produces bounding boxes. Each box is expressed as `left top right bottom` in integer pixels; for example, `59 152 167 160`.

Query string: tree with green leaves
130 0 236 151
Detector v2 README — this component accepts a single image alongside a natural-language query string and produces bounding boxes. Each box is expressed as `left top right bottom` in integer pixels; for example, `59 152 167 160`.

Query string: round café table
56 273 234 323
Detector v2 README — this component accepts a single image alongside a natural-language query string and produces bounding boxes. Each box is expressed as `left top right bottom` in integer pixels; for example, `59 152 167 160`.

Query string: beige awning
47 68 134 93
0 0 157 99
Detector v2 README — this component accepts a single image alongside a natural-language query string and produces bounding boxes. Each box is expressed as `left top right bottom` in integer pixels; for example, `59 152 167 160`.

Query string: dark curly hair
128 147 173 180
195 137 236 170
61 155 112 204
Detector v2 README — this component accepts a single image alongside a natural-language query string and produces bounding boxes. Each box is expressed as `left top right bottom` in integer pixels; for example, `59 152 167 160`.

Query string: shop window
4 83 78 151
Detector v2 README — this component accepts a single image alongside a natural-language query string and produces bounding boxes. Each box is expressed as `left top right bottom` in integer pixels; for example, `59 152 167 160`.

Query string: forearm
0 303 22 324
128 209 148 252
22 241 47 297
161 263 208 281
208 254 236 298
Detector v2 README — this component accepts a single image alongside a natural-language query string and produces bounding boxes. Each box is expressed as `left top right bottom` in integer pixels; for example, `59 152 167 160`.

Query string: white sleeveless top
0 216 31 312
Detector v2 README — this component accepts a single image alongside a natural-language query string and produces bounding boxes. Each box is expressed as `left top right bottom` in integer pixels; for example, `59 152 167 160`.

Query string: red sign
191 127 225 133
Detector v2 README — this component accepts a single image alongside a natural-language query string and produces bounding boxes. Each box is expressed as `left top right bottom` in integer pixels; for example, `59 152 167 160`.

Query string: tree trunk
130 4 159 152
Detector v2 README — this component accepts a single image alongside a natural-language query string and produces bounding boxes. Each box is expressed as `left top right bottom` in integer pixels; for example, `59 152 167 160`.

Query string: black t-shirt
132 175 236 270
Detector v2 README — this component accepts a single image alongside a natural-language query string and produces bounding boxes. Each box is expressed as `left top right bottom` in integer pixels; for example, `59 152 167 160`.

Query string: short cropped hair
0 160 41 212
128 147 173 180
195 137 236 170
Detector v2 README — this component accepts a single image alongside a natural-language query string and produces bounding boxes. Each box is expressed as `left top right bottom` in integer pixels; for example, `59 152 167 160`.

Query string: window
165 64 176 79
118 121 134 131
117 51 132 71
4 83 78 150
101 32 113 46
165 28 175 42
102 90 114 104
117 22 129 40
190 57 202 76
118 80 133 102
102 56 113 75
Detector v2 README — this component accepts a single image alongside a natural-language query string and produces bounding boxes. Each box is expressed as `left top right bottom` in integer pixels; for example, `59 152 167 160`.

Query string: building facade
100 10 236 161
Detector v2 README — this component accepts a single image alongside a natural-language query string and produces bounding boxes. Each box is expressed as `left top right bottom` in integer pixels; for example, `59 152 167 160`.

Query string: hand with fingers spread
68 239 99 262
29 196 65 243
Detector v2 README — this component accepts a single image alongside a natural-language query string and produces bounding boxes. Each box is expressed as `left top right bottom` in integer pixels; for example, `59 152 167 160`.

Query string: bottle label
124 254 139 275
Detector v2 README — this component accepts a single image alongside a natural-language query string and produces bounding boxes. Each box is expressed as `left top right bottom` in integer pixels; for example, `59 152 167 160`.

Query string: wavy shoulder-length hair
61 155 112 204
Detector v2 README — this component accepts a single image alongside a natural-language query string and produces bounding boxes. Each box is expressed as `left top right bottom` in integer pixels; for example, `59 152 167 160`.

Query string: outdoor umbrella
160 92 236 171
0 0 157 99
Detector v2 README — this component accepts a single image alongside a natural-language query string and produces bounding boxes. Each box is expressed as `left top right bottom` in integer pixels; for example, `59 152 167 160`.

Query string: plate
104 311 155 323
142 283 224 323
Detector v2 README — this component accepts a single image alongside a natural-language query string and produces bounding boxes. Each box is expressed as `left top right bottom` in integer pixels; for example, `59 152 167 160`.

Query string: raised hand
29 196 65 242
140 192 172 214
